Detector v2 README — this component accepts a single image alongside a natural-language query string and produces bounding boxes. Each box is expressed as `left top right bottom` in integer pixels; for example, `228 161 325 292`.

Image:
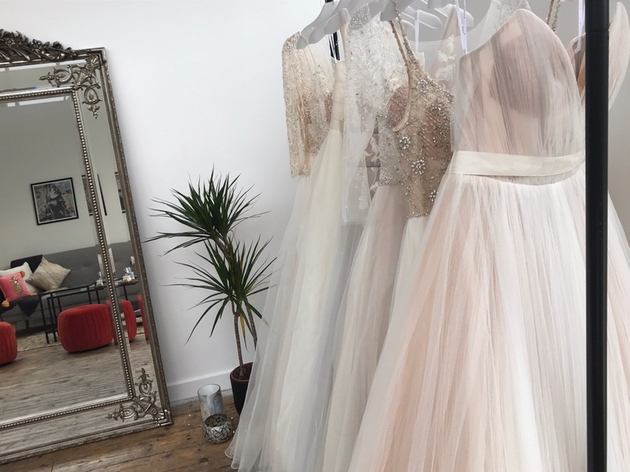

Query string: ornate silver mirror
0 31 171 463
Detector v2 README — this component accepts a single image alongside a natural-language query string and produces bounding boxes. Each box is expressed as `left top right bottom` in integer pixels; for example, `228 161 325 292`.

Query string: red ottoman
121 300 137 341
106 299 137 342
0 321 17 365
57 304 113 353
137 294 149 340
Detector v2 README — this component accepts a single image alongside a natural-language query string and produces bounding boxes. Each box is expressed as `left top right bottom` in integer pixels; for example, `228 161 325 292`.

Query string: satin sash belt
447 150 584 177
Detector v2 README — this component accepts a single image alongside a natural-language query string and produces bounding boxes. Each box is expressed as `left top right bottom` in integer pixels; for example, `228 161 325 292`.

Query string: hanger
322 0 382 37
381 0 418 21
317 0 387 39
297 0 339 49
453 0 468 53
401 7 443 29
408 0 474 27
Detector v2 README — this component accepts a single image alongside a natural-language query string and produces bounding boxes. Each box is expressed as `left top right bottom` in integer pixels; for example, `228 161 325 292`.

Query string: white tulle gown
321 11 408 472
227 38 362 469
348 9 630 471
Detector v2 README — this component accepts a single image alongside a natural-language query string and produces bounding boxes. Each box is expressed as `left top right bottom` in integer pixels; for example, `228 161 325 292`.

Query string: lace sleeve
342 7 406 222
282 34 334 177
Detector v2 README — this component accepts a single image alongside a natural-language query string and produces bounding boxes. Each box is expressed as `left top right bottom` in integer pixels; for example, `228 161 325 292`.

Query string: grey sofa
0 242 138 329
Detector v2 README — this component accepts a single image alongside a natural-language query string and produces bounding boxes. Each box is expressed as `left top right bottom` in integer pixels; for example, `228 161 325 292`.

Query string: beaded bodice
390 21 453 218
282 33 334 177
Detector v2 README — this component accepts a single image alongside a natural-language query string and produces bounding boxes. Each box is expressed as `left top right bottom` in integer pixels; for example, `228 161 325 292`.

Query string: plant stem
245 304 258 349
233 311 245 377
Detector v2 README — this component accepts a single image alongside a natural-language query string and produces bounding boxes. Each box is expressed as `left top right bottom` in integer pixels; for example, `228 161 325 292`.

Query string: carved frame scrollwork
107 369 166 422
40 55 103 118
0 30 77 65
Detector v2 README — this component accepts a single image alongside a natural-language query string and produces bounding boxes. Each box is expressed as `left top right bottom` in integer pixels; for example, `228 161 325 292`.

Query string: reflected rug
17 332 60 351
17 326 145 352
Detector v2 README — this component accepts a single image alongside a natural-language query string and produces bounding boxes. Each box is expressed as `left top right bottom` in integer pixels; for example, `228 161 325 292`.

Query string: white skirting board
168 369 233 403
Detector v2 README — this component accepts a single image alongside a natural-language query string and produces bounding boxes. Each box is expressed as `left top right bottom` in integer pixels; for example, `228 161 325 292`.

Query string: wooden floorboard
4 396 239 471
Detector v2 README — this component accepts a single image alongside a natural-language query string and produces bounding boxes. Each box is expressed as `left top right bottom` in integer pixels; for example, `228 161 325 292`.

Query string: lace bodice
390 21 453 218
282 33 334 177
342 7 408 222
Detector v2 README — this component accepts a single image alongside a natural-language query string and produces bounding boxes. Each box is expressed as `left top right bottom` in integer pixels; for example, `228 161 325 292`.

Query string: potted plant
148 170 274 414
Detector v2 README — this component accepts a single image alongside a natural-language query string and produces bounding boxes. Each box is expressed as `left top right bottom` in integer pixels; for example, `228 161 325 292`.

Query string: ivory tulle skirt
227 62 365 472
348 167 630 471
322 184 407 472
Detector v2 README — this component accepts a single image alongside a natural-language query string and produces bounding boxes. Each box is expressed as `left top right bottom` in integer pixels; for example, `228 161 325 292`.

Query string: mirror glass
0 36 170 463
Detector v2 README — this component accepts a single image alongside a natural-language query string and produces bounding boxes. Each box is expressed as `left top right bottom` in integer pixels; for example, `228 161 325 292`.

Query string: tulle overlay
226 62 361 472
347 10 630 471
322 185 407 472
349 168 630 471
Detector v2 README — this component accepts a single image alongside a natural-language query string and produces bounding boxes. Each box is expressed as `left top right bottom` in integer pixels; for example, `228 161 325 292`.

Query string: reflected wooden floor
5 397 239 472
0 336 153 423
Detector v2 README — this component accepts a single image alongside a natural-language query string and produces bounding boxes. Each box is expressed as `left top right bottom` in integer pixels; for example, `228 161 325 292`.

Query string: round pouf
0 321 17 365
57 304 113 353
121 300 138 341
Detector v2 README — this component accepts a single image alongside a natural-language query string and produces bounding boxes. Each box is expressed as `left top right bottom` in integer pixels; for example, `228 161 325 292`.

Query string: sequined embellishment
282 33 334 178
390 19 454 218
429 188 438 203
411 158 425 175
10 276 23 295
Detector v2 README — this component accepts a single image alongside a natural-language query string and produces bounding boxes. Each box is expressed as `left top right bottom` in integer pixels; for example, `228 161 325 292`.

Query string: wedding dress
390 0 532 332
320 10 408 472
227 35 361 472
226 33 343 471
323 3 534 470
348 9 630 471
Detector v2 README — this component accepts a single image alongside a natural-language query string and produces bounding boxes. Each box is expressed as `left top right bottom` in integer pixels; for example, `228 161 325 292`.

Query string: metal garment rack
585 0 609 470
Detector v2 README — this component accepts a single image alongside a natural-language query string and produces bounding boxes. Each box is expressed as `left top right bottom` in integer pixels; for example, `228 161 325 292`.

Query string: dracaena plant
148 171 275 378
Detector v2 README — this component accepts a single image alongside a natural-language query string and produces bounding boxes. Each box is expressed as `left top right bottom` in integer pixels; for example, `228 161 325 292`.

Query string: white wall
0 96 98 267
1 0 629 402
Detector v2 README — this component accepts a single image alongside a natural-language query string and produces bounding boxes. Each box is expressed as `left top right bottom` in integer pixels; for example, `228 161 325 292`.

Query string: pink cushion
0 272 31 303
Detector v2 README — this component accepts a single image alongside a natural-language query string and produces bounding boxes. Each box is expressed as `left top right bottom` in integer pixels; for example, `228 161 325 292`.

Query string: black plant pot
229 362 252 415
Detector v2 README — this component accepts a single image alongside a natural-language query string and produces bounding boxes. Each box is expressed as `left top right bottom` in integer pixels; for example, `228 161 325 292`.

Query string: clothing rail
585 0 609 470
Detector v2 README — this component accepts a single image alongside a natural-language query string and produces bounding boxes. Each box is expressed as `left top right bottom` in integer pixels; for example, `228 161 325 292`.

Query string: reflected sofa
0 242 138 329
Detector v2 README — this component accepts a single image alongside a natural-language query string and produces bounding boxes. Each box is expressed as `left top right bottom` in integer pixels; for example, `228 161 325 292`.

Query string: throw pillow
26 257 70 291
0 271 31 303
0 262 39 293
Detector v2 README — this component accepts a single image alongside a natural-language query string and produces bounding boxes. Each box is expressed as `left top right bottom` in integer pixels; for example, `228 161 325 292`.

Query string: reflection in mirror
0 93 127 424
0 33 170 464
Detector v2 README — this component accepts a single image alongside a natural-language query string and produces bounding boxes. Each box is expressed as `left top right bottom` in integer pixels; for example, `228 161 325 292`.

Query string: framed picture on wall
114 172 125 213
31 177 79 225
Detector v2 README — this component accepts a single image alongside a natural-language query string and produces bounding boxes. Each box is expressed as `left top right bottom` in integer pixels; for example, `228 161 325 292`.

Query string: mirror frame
0 30 171 464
